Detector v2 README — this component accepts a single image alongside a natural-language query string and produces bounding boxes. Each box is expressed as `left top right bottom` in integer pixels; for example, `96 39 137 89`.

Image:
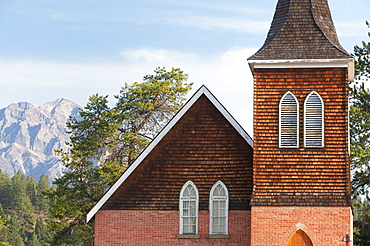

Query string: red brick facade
95 210 251 246
251 206 352 246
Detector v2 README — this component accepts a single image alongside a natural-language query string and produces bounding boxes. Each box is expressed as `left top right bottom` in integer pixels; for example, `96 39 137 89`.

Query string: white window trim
209 181 229 235
279 91 299 148
179 181 199 235
304 91 324 148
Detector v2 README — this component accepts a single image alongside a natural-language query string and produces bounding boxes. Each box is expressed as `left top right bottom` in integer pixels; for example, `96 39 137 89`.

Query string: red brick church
87 0 354 245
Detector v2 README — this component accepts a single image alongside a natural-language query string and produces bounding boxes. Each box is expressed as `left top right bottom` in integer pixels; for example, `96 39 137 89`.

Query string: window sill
206 234 231 239
176 234 201 239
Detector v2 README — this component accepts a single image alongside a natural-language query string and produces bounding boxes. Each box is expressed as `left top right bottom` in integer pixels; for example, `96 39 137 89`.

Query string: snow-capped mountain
0 98 81 179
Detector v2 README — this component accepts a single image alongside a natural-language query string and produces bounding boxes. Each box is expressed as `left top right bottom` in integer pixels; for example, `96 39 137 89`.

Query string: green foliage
47 67 192 245
351 21 370 246
8 212 25 246
0 204 9 245
351 21 370 198
353 21 370 79
0 171 51 245
353 199 370 246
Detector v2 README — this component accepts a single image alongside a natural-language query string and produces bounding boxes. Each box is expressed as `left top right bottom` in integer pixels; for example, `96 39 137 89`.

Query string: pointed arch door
286 230 313 246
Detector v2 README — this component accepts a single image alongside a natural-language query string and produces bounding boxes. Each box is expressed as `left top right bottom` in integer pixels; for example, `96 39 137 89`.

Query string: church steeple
249 0 351 60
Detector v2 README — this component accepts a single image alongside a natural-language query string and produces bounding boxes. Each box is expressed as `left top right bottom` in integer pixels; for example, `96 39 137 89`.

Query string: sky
0 0 369 135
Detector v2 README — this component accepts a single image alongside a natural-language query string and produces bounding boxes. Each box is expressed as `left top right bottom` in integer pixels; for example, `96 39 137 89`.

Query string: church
86 0 354 245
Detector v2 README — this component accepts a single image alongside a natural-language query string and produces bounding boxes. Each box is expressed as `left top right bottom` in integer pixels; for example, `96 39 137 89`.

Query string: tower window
279 91 299 148
179 181 199 235
304 91 324 148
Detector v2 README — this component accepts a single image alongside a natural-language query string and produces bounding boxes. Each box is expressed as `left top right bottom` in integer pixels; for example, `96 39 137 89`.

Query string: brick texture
102 95 253 211
94 210 251 246
252 67 351 206
250 206 353 246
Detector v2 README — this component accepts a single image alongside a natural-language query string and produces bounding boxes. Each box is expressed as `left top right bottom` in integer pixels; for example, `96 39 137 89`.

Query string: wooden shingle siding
252 67 350 206
102 95 253 211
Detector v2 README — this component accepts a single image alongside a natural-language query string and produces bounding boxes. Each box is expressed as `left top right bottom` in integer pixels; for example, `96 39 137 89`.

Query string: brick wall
250 206 353 246
94 210 251 246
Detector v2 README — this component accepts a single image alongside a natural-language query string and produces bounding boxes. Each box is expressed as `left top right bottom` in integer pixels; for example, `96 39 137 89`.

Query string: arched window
279 91 299 148
304 91 324 148
209 181 229 235
179 181 199 235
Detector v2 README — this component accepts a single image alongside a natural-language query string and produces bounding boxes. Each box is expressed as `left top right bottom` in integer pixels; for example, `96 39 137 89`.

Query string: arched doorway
287 229 313 246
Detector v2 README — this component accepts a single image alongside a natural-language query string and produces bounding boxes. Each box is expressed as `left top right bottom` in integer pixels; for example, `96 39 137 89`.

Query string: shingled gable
248 0 354 80
86 85 253 222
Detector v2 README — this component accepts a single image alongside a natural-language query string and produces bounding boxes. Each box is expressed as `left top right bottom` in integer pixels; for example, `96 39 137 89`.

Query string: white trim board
248 58 355 82
86 85 253 222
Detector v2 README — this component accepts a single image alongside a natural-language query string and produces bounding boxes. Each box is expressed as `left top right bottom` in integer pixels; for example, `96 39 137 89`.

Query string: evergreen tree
47 67 192 245
0 170 11 209
0 204 9 246
350 21 370 246
35 175 50 212
7 212 25 246
35 218 51 246
351 21 370 198
11 172 34 232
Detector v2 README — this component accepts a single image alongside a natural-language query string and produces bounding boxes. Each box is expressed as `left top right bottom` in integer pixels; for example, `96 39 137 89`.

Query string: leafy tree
46 67 192 245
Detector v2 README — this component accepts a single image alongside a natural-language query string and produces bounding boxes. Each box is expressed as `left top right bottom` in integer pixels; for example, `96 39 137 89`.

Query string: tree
350 21 370 246
35 175 51 211
46 67 192 245
0 204 10 246
350 21 370 198
7 212 25 246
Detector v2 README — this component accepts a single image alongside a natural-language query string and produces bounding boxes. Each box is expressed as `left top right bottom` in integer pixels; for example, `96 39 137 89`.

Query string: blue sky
0 0 369 134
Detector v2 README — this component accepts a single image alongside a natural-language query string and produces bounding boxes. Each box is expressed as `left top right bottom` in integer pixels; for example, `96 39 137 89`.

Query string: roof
248 0 352 60
87 85 253 222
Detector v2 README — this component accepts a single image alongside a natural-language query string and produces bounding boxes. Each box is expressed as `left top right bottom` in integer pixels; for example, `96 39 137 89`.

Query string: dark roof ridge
248 0 352 61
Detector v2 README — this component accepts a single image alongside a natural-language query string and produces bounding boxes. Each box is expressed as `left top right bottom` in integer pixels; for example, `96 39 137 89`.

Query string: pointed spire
249 0 351 60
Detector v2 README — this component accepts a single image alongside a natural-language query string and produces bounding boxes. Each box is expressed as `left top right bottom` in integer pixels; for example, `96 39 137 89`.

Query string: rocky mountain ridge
0 98 81 180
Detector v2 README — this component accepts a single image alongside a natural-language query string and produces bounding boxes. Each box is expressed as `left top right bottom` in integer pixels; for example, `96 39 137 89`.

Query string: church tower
248 0 354 245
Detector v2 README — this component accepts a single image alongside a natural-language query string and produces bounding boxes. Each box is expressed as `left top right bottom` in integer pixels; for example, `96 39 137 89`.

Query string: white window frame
304 91 324 148
209 181 229 235
179 181 199 235
279 91 299 148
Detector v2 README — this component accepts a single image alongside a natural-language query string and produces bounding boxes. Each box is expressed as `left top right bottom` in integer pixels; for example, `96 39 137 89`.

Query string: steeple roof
249 0 352 60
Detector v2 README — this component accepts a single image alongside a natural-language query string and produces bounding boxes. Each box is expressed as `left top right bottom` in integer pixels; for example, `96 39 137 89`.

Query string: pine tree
0 170 11 209
0 204 10 246
47 67 192 245
350 21 370 246
35 175 50 211
7 212 25 246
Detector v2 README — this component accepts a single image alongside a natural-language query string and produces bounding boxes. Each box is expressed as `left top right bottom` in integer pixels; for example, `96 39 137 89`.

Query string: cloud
0 47 256 135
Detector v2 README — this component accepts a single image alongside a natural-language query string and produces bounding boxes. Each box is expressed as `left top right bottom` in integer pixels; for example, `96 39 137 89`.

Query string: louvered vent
279 92 299 148
304 91 324 148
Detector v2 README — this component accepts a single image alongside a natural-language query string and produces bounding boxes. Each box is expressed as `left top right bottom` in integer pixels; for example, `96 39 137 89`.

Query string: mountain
0 98 81 180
